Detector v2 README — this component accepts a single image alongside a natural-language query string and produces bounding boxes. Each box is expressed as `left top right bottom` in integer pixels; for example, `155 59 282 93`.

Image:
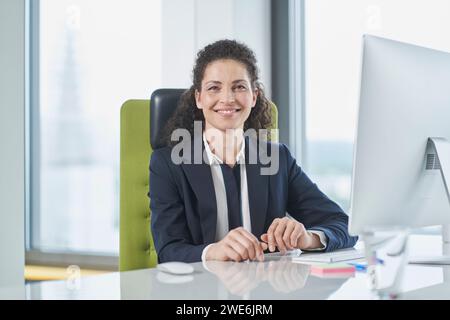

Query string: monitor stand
408 225 450 265
408 137 450 265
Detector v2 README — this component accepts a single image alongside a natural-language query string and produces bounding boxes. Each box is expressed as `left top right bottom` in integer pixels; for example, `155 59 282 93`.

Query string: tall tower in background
49 25 93 165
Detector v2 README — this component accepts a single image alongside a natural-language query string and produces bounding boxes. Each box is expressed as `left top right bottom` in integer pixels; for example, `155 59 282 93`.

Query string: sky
306 0 450 142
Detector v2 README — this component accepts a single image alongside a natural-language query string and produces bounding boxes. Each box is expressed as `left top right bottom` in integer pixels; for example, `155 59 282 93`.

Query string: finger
274 220 288 254
223 243 244 262
290 223 303 248
260 242 268 251
260 233 268 243
226 237 248 261
267 219 280 252
283 222 295 250
237 228 263 261
233 228 261 261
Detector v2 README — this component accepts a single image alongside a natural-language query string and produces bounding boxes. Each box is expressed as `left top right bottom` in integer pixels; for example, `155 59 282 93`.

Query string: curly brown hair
163 39 272 146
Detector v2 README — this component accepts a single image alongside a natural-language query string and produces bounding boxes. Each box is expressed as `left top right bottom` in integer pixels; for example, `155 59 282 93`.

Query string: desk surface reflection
25 236 450 300
27 258 351 300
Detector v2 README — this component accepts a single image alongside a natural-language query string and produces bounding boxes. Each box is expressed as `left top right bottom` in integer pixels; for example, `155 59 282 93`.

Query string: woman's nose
220 88 235 104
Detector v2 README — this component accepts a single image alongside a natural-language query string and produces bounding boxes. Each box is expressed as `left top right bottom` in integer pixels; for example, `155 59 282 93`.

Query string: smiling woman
150 39 358 264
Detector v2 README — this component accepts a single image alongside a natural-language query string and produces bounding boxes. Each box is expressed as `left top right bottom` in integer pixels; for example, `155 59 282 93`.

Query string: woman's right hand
205 227 268 262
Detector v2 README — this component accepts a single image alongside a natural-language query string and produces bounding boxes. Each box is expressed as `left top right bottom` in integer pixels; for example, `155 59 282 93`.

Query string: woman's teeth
216 109 239 114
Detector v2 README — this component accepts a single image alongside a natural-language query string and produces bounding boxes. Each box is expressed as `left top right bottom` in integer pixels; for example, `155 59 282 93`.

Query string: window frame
288 0 306 167
271 0 306 165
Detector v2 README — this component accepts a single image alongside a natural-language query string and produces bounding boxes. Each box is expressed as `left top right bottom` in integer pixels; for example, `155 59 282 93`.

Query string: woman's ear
195 89 202 109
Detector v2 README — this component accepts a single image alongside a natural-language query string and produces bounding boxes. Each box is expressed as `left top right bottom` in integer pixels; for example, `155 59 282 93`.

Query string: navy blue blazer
149 137 358 263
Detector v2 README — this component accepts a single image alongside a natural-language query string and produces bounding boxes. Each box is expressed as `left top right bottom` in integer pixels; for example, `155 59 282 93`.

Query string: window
34 0 162 254
304 0 450 212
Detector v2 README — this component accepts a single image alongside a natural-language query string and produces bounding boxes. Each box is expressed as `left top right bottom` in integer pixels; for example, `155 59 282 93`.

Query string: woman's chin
213 125 244 132
206 121 244 132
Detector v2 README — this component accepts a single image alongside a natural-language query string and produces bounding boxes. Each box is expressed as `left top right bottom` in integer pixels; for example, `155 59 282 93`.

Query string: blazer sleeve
282 144 358 251
149 149 208 263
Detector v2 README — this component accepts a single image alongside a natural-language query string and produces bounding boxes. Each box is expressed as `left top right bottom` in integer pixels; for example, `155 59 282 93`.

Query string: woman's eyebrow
205 80 222 85
204 79 248 85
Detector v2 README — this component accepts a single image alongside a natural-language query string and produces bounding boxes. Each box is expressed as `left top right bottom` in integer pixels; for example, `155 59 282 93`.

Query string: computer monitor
349 35 450 263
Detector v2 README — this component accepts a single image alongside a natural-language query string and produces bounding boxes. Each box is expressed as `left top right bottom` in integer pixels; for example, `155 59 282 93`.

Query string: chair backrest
150 88 186 149
120 90 278 271
120 100 157 271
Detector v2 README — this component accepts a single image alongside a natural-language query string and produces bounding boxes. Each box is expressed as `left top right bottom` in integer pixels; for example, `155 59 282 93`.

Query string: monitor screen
349 35 450 236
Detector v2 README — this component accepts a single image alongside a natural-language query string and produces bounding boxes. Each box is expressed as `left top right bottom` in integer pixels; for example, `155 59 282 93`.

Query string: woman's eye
207 86 219 91
235 85 247 90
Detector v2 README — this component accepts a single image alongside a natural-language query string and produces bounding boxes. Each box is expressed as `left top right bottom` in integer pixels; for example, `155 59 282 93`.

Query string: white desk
23 235 450 300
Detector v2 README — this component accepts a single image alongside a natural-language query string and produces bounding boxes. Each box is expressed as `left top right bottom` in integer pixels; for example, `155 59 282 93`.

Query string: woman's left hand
260 217 320 254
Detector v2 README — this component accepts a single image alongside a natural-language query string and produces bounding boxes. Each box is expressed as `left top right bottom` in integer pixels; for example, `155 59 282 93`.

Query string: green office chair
120 90 278 272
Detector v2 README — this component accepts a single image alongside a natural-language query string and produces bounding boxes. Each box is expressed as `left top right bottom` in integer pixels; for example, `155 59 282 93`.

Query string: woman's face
195 59 258 132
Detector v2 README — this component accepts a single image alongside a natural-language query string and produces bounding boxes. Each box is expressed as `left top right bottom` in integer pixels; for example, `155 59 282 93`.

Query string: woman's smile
214 107 242 116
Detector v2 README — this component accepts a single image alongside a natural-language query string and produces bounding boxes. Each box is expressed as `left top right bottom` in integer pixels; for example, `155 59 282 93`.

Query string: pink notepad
310 263 356 278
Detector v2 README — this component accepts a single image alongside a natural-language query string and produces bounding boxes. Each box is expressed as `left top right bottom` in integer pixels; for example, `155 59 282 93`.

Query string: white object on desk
292 248 365 263
156 262 194 275
156 272 194 284
409 255 450 265
263 249 302 260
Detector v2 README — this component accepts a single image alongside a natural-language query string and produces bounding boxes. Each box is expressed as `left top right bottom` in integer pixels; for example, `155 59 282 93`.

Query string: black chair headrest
150 88 187 150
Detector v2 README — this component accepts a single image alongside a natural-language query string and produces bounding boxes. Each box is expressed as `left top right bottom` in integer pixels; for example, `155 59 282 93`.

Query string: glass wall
304 0 450 212
37 0 161 253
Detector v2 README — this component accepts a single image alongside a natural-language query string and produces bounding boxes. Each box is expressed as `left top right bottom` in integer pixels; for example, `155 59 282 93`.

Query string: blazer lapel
179 136 269 242
180 138 217 244
245 137 269 238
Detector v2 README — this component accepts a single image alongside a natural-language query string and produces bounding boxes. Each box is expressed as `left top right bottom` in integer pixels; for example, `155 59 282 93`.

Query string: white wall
0 0 26 296
161 0 271 97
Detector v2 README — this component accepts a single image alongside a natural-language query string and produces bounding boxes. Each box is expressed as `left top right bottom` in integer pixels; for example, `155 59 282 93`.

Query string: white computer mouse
156 272 194 284
156 262 195 275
